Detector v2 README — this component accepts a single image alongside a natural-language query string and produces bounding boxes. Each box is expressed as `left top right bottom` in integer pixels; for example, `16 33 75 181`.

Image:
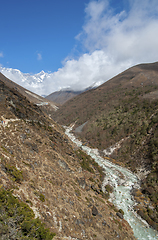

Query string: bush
0 188 55 239
21 218 56 239
118 209 124 215
34 191 45 202
5 164 23 182
105 184 113 193
39 193 45 202
89 177 95 182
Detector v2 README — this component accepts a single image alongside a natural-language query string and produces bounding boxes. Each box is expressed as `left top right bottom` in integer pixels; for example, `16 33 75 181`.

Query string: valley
1 0 158 238
65 124 158 239
1 62 158 239
53 62 158 234
0 74 136 239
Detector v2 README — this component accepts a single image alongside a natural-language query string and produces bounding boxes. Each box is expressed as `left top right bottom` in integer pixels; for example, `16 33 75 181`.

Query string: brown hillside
53 62 158 127
52 62 158 230
45 85 95 105
46 89 82 105
0 72 58 112
0 78 136 239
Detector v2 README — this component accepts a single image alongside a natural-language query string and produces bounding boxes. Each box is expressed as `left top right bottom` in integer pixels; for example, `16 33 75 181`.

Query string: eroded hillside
0 79 136 239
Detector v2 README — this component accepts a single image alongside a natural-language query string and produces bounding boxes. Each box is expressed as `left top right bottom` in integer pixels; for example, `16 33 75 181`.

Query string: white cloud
0 51 131 96
42 50 130 94
37 53 42 60
1 0 158 96
44 0 158 94
78 0 158 64
0 52 3 58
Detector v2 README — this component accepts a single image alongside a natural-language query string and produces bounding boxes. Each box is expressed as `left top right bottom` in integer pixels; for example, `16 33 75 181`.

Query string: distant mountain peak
0 66 103 97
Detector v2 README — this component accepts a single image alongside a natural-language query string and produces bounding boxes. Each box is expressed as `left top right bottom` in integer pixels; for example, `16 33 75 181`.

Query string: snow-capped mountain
0 66 104 96
0 67 50 95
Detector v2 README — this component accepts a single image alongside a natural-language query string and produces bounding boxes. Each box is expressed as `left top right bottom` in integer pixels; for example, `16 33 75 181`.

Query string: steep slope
0 79 135 239
0 72 58 111
53 62 158 126
0 68 51 95
52 61 158 229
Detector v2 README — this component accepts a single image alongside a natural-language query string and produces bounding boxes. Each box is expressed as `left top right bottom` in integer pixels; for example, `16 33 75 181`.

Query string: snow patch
103 137 129 156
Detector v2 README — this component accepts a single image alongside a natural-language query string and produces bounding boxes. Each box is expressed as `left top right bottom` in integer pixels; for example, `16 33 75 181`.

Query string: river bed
64 125 158 240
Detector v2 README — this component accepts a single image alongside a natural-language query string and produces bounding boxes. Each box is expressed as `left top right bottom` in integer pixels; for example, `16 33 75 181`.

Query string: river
64 124 158 240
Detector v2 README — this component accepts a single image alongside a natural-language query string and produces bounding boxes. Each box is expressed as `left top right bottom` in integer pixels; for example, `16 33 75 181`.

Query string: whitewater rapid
64 125 158 240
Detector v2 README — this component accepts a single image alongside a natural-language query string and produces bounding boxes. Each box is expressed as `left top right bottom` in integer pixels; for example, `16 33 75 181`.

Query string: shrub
5 164 23 182
21 218 56 239
0 188 55 239
118 209 124 215
89 177 95 182
34 191 45 202
105 184 113 193
39 193 45 202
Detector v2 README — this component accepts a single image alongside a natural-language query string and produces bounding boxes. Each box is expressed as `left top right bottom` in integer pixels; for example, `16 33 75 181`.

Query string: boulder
92 205 98 216
116 212 124 219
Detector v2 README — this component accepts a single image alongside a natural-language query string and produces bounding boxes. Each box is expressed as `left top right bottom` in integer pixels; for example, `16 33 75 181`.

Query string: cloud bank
1 0 158 96
78 0 158 63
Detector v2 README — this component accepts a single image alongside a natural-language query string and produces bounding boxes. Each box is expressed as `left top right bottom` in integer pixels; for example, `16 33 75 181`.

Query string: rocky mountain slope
0 72 58 112
45 85 96 105
52 61 158 230
46 89 83 105
0 77 135 239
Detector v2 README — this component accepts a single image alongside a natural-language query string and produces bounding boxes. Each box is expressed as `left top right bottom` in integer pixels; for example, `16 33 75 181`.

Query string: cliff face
0 76 136 239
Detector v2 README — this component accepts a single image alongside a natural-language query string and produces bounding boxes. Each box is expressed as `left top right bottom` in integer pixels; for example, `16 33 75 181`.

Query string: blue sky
0 0 90 73
1 0 158 95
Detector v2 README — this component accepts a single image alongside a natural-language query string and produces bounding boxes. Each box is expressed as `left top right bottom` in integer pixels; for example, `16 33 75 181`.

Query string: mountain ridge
0 72 58 115
45 84 97 105
0 66 101 97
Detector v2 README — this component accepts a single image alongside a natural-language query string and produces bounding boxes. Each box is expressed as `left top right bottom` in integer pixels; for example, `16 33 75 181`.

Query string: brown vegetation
0 74 136 239
52 61 158 229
